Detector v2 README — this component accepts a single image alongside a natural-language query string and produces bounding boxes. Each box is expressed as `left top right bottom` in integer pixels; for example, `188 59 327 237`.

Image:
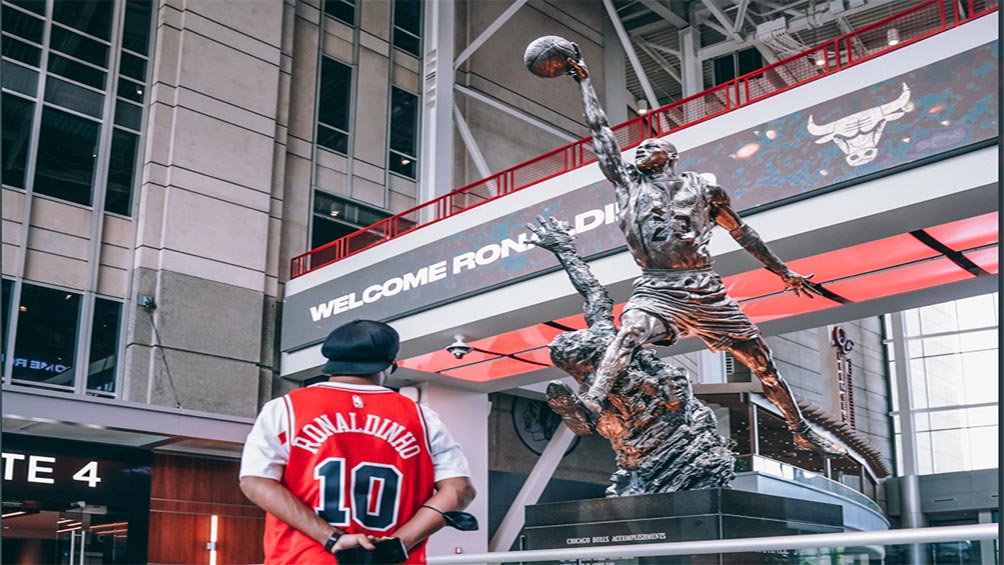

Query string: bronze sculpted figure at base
529 216 735 495
530 40 846 458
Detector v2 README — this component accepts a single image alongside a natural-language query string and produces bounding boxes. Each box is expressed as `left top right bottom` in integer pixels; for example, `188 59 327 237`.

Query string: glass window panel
921 334 962 357
311 213 359 250
122 0 153 55
317 124 347 154
924 360 965 408
2 34 42 67
318 57 351 131
713 54 736 85
49 26 109 68
389 87 417 155
44 75 104 117
394 0 422 36
116 76 144 103
119 51 146 81
961 350 998 403
7 1 45 15
736 48 763 75
959 329 997 352
965 406 997 427
33 107 100 206
914 431 933 475
1 93 34 189
913 412 930 432
908 358 928 408
105 129 138 216
930 428 969 474
902 309 921 336
52 0 113 41
1 6 44 43
114 99 143 130
11 284 80 385
86 297 121 393
47 52 107 89
1 59 38 95
966 426 999 471
324 0 355 25
955 294 997 330
393 31 420 58
927 409 965 431
906 337 924 358
1 278 11 373
919 303 958 335
389 151 416 178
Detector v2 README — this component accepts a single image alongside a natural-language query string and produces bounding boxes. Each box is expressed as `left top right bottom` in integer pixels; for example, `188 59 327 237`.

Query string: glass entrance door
2 503 129 564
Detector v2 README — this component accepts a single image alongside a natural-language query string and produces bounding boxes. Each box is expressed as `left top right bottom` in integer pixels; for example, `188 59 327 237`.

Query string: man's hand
566 42 588 82
331 532 377 553
781 271 821 299
527 215 575 252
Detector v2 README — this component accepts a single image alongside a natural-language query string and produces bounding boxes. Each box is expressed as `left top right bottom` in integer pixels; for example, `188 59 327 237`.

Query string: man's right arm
567 53 629 193
393 476 476 551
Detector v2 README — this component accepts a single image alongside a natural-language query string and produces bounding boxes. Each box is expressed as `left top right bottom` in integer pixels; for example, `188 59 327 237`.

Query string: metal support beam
698 0 901 60
452 104 494 186
488 424 576 552
637 42 682 85
733 0 750 34
639 0 689 28
420 0 456 202
453 84 577 143
602 0 660 111
638 39 679 60
454 0 529 69
701 0 780 64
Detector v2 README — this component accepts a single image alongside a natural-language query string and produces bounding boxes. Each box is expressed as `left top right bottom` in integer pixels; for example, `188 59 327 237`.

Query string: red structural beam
291 0 996 279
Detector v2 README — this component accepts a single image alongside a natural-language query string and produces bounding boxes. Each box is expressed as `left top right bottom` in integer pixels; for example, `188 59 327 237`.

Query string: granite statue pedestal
522 489 844 564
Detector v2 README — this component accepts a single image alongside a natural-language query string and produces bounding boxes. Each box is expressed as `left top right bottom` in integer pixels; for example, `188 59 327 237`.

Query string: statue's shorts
624 266 759 351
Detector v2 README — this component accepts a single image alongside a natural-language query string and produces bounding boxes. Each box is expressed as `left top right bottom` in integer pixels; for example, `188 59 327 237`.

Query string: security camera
446 336 473 359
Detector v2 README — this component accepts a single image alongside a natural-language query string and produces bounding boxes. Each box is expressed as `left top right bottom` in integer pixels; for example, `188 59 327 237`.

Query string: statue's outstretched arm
708 183 820 299
567 49 630 204
527 216 615 327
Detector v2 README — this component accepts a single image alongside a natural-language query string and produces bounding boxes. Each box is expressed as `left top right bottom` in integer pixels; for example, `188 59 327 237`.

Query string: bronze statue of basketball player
561 50 846 457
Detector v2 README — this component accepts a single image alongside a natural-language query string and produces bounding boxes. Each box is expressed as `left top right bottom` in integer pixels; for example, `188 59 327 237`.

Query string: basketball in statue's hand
524 36 578 78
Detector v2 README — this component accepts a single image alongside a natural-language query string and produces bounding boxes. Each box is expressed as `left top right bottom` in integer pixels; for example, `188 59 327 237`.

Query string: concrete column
420 383 489 558
602 18 628 125
977 511 997 564
419 0 455 203
678 26 702 98
890 312 925 565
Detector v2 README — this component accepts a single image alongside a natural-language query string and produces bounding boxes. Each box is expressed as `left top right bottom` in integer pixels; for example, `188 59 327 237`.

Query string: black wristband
324 529 345 553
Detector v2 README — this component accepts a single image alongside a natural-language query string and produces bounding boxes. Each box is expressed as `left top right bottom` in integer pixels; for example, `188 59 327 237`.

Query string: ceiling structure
609 0 942 110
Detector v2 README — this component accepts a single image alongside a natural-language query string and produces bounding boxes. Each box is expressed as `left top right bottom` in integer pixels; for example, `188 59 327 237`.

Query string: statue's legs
581 309 671 414
729 337 847 457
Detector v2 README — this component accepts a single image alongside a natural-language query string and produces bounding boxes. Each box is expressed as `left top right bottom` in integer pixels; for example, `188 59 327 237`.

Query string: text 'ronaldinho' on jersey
291 412 422 458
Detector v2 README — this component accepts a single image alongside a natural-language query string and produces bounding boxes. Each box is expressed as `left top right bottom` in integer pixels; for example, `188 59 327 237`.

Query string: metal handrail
291 0 997 279
427 523 999 564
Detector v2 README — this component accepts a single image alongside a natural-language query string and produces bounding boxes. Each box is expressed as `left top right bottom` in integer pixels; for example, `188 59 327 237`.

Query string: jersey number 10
314 458 403 531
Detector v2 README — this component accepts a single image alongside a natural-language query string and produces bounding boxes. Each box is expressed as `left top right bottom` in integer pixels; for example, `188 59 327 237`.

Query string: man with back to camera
240 319 476 564
559 47 846 457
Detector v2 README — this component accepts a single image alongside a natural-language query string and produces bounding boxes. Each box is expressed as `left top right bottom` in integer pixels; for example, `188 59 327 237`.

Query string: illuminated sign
2 452 102 487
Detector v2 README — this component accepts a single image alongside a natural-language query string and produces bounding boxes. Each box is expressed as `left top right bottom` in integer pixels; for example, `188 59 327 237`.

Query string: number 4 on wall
72 461 101 488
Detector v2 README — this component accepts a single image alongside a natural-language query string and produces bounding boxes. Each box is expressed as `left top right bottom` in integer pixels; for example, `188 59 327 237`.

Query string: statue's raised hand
527 215 575 253
566 42 588 82
781 270 822 299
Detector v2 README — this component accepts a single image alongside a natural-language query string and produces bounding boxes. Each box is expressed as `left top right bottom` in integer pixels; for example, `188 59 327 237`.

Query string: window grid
388 87 418 180
1 0 153 397
392 0 422 58
324 0 356 27
887 293 1000 476
316 56 353 156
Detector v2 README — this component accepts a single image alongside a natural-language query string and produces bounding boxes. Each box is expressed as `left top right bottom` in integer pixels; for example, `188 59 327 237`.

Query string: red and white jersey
240 382 470 565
